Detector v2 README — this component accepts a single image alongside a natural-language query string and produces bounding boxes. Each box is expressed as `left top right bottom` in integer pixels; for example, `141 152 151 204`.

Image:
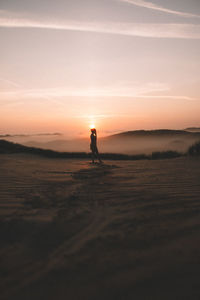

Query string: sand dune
0 154 200 299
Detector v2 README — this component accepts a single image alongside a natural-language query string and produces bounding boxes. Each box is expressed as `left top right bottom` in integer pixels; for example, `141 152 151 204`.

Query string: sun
89 124 96 129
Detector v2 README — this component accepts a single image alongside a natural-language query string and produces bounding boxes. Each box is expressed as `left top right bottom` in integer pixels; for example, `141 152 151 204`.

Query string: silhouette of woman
90 128 102 164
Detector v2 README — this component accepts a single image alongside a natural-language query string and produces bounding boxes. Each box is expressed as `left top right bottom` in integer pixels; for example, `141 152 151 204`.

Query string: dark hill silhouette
0 139 88 159
184 127 200 132
107 129 200 139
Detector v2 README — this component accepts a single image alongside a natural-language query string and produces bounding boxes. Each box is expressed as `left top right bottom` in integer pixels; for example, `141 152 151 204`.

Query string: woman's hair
91 128 96 134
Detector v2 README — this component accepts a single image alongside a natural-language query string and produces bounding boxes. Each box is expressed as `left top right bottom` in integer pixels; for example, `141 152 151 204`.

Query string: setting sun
90 124 96 130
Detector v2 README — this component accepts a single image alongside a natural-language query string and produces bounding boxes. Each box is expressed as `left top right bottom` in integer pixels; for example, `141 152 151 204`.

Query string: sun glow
90 124 96 129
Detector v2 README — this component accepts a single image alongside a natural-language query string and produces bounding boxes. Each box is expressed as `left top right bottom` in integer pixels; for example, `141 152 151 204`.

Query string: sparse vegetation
188 141 200 156
151 151 181 159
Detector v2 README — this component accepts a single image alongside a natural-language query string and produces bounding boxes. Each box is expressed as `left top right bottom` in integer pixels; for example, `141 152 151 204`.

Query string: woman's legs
91 147 102 163
95 148 102 163
91 150 95 163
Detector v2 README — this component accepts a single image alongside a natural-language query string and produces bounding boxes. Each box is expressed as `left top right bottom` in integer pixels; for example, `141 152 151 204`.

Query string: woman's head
91 128 96 134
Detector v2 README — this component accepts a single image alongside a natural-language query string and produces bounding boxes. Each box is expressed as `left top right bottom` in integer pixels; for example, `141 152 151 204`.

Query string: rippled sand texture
0 154 200 300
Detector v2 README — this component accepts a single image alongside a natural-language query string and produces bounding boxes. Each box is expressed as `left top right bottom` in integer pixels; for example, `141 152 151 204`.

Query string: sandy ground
0 154 200 300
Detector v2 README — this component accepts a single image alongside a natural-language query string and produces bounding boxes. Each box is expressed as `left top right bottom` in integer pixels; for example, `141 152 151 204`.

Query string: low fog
4 130 200 155
100 132 200 154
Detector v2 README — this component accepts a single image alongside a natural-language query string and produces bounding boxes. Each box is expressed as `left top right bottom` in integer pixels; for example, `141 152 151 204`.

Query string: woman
90 128 102 164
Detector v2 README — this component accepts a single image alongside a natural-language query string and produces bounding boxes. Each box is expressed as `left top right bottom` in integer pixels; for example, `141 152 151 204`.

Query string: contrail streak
119 0 200 18
0 10 200 39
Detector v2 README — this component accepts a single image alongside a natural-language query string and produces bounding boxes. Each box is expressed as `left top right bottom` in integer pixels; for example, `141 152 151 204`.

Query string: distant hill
184 127 200 132
107 129 200 139
100 129 200 154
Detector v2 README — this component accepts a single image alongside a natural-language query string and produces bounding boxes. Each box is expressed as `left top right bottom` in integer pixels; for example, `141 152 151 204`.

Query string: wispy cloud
0 78 21 88
0 83 196 102
72 113 127 119
0 82 168 99
0 133 62 138
0 10 200 39
135 95 197 101
119 0 200 18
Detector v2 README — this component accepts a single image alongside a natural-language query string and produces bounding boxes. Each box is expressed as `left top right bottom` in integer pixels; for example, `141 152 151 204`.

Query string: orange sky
0 0 200 137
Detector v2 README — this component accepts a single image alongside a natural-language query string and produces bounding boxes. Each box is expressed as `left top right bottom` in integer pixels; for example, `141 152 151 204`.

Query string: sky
0 0 200 137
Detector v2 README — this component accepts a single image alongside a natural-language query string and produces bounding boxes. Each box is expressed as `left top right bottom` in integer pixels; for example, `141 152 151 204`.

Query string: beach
1 154 200 299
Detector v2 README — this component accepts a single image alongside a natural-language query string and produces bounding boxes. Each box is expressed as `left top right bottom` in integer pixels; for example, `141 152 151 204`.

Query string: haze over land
2 128 200 155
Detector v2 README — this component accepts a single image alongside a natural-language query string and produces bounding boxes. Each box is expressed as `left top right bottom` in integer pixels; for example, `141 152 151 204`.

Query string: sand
0 154 200 300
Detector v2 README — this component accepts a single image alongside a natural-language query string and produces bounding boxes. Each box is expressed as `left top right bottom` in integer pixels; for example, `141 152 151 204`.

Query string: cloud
0 10 200 39
0 83 196 102
119 0 200 18
72 114 127 119
0 82 168 99
0 133 62 137
135 95 197 101
0 78 21 88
